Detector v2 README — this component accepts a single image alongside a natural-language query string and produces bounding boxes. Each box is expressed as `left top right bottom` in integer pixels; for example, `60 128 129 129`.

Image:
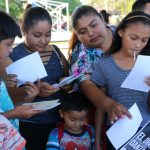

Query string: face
74 14 107 48
24 20 52 52
60 110 88 134
0 38 14 60
144 3 150 15
118 22 150 57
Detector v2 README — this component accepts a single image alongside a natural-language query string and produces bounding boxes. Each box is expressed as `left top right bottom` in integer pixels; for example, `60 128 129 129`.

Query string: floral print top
70 25 115 86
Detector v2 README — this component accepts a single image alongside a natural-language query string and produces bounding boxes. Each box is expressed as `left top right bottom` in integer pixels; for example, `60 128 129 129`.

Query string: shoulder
96 55 112 65
84 124 95 135
13 43 24 51
50 128 59 137
107 25 116 34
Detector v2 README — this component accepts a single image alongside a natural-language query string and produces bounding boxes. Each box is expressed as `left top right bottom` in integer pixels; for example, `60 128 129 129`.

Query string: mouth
90 36 99 42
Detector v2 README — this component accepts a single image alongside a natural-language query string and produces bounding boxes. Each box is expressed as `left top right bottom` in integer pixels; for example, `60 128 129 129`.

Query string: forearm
8 87 26 105
80 80 112 110
95 108 105 148
1 109 18 119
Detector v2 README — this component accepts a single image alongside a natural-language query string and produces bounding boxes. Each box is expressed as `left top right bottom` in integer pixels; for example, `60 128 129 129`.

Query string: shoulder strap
53 45 69 77
58 124 64 143
83 125 93 139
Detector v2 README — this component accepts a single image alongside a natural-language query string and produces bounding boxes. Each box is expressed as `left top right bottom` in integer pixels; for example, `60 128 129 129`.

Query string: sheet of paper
106 103 143 150
23 99 60 110
121 55 150 92
6 52 47 86
52 73 83 88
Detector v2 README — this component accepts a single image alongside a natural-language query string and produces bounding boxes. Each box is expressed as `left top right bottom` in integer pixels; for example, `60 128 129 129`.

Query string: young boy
46 92 95 150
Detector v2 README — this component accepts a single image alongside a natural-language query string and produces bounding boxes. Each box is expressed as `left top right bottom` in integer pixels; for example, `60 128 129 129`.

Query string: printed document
106 103 143 150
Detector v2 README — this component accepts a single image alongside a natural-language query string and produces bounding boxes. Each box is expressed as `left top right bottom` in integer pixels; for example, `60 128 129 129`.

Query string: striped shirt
91 55 149 127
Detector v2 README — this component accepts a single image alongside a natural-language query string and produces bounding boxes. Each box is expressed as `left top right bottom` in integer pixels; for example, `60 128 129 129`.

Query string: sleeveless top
10 43 66 124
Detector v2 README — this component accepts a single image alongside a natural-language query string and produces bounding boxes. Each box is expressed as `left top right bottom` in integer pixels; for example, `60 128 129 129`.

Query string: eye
45 33 51 37
33 33 41 38
91 23 96 28
142 38 149 43
79 30 86 35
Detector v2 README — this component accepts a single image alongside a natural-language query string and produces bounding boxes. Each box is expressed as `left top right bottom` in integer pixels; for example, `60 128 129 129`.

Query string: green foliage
86 0 135 16
0 0 23 21
55 0 81 14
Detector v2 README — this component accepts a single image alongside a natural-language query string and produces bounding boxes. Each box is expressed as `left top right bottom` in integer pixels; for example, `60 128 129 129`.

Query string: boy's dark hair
22 7 52 33
60 92 90 112
132 0 150 11
0 11 22 41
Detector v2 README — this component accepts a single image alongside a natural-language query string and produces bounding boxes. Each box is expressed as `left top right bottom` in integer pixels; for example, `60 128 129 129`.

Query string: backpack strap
83 125 93 139
53 45 69 77
57 123 64 143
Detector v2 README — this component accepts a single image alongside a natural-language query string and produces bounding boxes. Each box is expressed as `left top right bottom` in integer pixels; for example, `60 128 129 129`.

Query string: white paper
52 73 83 88
6 52 47 86
23 99 60 110
121 55 150 92
106 103 143 150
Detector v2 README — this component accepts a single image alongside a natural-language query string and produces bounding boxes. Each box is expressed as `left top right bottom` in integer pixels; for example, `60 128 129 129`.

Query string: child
0 10 43 130
91 11 150 149
46 92 95 150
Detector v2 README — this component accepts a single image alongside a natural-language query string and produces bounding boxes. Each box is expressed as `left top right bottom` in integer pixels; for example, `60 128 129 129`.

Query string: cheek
78 35 88 43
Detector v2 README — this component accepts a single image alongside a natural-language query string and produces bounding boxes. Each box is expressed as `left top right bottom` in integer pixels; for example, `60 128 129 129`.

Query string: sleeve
46 128 59 150
70 43 90 84
90 60 107 88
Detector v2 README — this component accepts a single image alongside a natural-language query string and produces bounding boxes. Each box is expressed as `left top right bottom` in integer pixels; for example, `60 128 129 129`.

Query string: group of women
0 3 150 150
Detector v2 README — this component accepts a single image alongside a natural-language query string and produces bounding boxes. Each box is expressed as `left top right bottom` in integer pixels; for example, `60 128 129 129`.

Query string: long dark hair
108 11 150 55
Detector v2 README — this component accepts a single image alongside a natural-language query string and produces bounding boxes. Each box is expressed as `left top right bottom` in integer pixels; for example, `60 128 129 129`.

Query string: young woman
70 5 115 84
10 7 69 150
92 11 150 149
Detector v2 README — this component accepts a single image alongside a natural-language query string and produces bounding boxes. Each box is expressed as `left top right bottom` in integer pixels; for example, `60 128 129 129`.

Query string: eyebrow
77 19 97 33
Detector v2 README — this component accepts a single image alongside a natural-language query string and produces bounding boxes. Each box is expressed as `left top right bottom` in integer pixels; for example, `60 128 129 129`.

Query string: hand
106 100 132 124
38 81 59 97
24 82 40 102
12 105 44 119
3 74 18 87
144 76 150 86
59 77 72 92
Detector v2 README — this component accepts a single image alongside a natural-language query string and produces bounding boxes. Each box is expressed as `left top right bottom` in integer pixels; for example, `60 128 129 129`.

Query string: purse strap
53 45 69 77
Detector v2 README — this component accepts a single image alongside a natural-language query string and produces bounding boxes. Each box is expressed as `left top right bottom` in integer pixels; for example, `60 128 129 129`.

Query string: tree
85 0 135 16
0 0 23 21
56 0 81 14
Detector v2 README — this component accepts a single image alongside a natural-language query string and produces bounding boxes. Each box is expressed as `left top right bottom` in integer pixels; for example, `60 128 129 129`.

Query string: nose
74 121 80 127
135 40 142 49
41 36 46 44
88 29 94 37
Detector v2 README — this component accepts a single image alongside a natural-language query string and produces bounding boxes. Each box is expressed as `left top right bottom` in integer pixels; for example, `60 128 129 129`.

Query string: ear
59 109 64 118
118 29 123 37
